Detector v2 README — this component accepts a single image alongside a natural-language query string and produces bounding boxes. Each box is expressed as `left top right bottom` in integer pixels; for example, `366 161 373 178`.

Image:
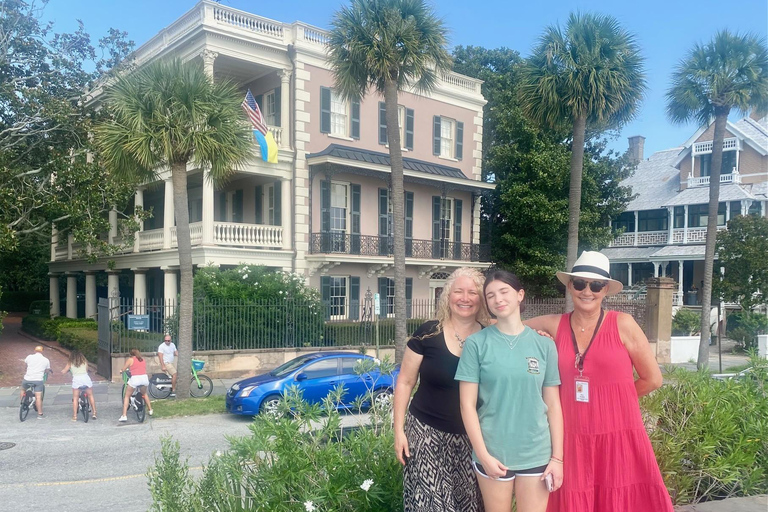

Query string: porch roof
662 183 756 207
601 247 659 263
601 244 708 263
649 245 707 260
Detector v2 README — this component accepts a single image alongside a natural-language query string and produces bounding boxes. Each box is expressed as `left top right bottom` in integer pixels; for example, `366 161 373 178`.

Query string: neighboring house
603 113 768 305
47 1 494 320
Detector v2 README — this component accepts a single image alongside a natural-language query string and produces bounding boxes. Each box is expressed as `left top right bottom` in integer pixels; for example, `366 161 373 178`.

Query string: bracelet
550 457 563 464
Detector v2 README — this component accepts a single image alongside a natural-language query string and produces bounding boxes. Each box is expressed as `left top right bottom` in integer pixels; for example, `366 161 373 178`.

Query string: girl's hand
394 428 410 466
536 329 554 340
541 460 564 491
479 455 508 479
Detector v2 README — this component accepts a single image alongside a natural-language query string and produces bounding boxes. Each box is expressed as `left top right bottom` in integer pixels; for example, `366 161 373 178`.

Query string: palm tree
327 0 451 362
96 59 253 396
667 31 768 370
519 12 646 309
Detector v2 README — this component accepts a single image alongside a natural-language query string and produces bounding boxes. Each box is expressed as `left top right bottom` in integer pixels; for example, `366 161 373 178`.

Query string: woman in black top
393 267 490 512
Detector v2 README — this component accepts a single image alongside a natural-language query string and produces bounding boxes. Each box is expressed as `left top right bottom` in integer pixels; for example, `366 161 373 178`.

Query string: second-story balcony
310 233 491 263
609 226 727 247
687 169 741 188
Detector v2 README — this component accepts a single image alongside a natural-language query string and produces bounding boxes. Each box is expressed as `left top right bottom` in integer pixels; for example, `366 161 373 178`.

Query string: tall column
201 49 218 78
163 267 178 308
725 201 731 223
742 199 753 216
683 205 689 243
108 207 118 245
67 233 74 260
134 188 144 253
652 261 660 278
202 173 214 245
49 274 60 317
666 207 674 244
133 268 148 315
85 271 97 319
660 261 667 278
279 70 292 149
678 260 684 297
646 277 676 364
633 211 639 246
281 177 292 250
627 263 633 287
163 178 174 249
107 270 120 320
66 272 78 319
51 225 58 262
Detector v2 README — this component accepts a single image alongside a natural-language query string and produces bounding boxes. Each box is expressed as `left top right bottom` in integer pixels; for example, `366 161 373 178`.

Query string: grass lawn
151 395 226 418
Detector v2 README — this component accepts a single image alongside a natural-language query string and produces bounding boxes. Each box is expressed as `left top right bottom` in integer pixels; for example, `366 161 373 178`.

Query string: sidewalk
675 495 767 511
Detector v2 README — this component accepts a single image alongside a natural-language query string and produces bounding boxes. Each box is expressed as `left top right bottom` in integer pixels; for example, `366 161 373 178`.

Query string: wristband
550 457 563 464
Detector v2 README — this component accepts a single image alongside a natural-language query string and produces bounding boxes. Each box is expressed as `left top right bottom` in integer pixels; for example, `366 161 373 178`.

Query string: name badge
575 377 590 403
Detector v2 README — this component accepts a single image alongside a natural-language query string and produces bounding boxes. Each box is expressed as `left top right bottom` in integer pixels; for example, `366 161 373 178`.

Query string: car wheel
259 396 281 417
371 388 393 409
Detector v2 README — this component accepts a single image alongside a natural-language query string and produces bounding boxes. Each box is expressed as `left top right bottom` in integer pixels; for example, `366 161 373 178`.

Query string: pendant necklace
454 332 466 349
500 328 524 351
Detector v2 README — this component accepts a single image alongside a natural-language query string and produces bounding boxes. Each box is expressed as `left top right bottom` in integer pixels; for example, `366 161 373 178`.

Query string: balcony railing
214 221 282 247
687 170 740 188
609 226 728 247
309 233 491 262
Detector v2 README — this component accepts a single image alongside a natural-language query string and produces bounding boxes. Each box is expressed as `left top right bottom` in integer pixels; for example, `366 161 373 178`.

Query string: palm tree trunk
171 161 193 398
697 110 729 370
384 79 407 364
566 114 587 312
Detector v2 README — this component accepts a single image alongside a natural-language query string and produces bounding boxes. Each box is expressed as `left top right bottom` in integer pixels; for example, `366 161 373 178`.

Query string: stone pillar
279 70 292 149
281 177 292 250
107 270 120 320
646 277 675 364
66 272 78 318
666 207 674 244
134 188 144 253
163 178 174 249
633 211 639 246
201 49 217 79
51 225 58 262
660 261 667 277
49 274 61 317
67 233 74 260
85 271 97 319
108 207 118 245
202 173 214 245
678 260 684 297
683 205 689 243
652 261 660 277
627 263 633 287
133 268 148 315
163 267 178 307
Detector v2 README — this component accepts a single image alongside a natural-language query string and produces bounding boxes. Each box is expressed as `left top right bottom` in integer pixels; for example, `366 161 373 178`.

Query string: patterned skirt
403 414 483 512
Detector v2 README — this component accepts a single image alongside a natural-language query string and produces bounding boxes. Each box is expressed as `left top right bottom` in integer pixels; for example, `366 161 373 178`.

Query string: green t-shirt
455 325 561 469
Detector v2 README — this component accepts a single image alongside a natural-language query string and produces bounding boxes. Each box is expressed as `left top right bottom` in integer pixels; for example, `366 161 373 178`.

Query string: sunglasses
571 279 608 293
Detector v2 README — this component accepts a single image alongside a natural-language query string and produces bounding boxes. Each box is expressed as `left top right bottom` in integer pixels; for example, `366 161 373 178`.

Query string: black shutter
405 191 413 257
349 276 360 320
350 184 361 254
320 179 331 252
378 277 388 316
406 277 413 319
254 185 263 224
321 276 331 321
255 94 263 111
274 87 281 127
379 102 387 145
432 196 441 258
351 100 360 139
405 108 414 150
433 116 441 155
320 87 331 134
273 181 282 226
218 192 227 221
456 121 464 160
454 199 463 260
234 189 243 223
379 188 389 255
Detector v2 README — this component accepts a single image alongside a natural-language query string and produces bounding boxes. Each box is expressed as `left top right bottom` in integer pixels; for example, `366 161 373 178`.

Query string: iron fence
106 295 647 354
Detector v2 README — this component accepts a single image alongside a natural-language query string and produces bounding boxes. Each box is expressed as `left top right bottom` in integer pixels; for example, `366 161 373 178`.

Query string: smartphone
545 473 554 492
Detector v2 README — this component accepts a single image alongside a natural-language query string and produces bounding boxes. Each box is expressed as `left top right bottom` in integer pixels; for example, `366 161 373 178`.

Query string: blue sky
44 0 767 157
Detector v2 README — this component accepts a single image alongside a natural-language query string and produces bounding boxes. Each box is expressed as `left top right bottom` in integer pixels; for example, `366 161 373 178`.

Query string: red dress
546 311 673 512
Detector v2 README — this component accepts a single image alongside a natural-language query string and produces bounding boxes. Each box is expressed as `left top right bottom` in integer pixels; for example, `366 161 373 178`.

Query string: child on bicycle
119 348 153 422
61 349 98 421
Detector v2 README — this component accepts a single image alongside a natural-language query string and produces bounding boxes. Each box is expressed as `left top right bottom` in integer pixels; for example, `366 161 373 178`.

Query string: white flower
360 479 374 491
304 501 316 512
373 358 381 366
242 274 249 280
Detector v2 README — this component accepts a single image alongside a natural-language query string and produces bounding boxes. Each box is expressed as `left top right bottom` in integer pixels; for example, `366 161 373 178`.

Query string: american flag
241 89 268 135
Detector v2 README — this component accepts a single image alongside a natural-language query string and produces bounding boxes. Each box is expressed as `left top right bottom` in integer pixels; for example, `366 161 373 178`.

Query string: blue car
225 352 399 416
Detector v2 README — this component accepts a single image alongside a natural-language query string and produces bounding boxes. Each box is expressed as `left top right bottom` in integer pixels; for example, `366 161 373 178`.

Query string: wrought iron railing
309 233 491 262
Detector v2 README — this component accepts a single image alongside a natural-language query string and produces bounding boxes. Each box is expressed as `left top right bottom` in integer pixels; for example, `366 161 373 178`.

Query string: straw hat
556 251 623 296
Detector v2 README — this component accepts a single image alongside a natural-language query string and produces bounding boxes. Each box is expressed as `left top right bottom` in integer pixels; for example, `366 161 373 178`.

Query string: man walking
20 346 51 418
157 335 179 397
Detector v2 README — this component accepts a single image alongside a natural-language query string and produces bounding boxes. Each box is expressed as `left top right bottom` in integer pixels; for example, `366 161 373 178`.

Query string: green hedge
58 328 98 362
28 300 51 316
22 315 97 341
21 315 56 340
0 291 47 312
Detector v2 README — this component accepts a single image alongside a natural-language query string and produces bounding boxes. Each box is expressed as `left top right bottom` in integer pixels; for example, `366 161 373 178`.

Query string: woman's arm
393 348 423 465
617 313 663 397
60 363 71 375
120 357 133 373
524 314 561 338
459 381 508 478
541 386 564 490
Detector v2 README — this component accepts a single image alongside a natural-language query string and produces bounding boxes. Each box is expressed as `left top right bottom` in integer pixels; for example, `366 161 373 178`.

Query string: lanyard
570 309 604 376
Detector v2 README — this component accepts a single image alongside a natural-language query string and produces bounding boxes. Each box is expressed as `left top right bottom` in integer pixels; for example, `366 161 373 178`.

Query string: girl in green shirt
456 271 563 512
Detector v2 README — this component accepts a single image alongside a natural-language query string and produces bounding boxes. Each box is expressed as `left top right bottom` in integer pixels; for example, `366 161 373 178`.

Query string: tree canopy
715 215 768 310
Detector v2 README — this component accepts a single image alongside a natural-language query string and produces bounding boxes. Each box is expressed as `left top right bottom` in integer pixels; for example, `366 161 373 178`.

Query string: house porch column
133 268 148 315
66 272 78 319
85 271 97 319
49 274 61 317
134 188 144 253
279 70 291 149
281 177 292 250
202 174 214 245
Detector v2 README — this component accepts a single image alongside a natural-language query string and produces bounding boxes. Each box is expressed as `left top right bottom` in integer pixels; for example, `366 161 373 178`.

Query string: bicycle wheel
190 374 213 398
135 395 146 423
149 382 171 400
81 395 90 423
19 397 30 422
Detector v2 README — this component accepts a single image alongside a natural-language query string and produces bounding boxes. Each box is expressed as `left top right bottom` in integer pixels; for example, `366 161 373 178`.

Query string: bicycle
77 385 92 423
121 370 146 423
19 370 49 422
148 359 213 399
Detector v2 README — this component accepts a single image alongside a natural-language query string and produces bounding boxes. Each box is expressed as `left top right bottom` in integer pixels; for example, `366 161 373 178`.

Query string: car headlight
239 385 257 397
231 384 240 392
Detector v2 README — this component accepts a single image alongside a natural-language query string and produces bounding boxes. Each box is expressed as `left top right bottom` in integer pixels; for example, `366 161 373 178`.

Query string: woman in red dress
526 251 673 512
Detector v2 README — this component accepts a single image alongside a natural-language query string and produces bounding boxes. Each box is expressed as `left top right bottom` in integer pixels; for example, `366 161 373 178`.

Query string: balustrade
309 233 490 262
214 222 283 247
138 229 164 251
212 7 284 38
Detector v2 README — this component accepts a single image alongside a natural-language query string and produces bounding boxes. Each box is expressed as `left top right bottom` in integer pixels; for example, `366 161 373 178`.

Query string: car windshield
270 355 317 377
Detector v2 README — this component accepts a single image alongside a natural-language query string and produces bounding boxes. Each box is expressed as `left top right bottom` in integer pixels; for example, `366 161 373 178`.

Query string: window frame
328 276 349 320
330 89 349 138
439 116 455 159
263 89 277 127
637 209 668 232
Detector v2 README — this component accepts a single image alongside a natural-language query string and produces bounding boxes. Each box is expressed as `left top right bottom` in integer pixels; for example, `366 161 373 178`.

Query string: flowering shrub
149 358 403 512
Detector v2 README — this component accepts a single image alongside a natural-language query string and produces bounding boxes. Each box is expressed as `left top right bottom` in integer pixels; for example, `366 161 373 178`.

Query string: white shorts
72 374 93 389
127 375 149 388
